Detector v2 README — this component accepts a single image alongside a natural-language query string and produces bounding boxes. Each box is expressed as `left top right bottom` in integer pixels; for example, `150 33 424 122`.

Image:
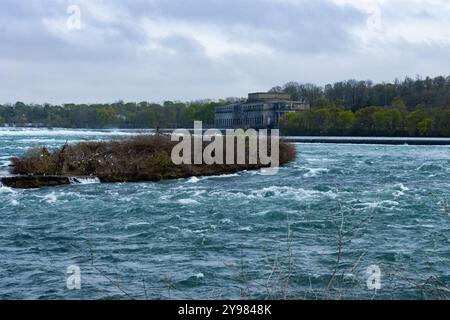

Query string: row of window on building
215 116 265 128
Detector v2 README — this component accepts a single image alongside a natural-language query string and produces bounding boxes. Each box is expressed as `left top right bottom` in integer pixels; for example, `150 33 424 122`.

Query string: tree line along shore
1 76 450 136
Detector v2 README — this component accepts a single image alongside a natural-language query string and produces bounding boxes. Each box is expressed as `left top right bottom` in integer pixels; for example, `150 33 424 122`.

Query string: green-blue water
1 128 450 300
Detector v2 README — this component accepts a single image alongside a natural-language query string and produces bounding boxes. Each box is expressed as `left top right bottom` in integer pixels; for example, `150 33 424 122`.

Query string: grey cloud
125 0 366 54
0 0 450 103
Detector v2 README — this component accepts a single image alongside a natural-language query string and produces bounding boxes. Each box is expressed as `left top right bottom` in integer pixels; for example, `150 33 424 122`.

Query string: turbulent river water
1 128 450 300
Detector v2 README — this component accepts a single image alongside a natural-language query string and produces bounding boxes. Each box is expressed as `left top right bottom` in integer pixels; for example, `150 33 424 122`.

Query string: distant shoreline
1 127 450 145
283 137 450 145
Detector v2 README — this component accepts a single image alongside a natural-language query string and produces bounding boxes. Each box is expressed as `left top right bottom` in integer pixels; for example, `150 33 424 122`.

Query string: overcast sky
1 0 450 104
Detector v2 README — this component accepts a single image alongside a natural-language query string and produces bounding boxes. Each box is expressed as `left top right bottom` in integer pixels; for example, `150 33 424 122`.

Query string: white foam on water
193 190 206 197
195 273 205 279
210 185 338 202
0 182 15 194
17 138 63 143
344 274 358 281
118 196 134 202
38 191 86 204
69 177 101 185
187 173 240 184
355 200 400 210
0 128 151 137
303 168 329 178
416 162 444 172
187 177 201 184
382 200 400 206
125 222 151 228
252 186 337 200
0 160 11 166
245 170 261 176
205 173 240 179
393 183 410 197
388 223 434 230
250 209 271 217
396 183 410 192
42 192 58 204
178 198 199 205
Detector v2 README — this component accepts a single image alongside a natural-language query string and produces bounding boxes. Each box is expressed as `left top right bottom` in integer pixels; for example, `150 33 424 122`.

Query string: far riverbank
283 136 450 145
2 127 450 145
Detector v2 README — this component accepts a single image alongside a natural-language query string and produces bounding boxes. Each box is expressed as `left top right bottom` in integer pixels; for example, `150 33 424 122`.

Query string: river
1 128 450 299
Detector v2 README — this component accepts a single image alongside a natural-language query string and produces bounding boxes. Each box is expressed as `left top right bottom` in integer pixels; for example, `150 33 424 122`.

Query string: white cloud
139 18 273 59
334 0 450 45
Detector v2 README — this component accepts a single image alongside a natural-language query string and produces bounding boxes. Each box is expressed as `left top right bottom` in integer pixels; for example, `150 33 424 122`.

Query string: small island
0 134 296 189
